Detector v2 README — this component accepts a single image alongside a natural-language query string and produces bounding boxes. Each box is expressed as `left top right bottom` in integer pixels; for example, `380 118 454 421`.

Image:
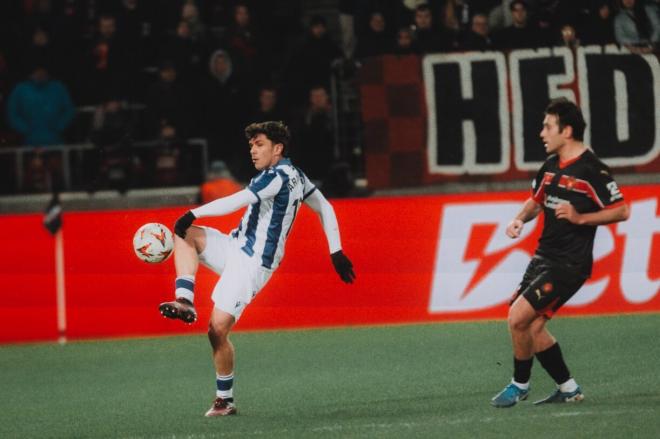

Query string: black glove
331 250 355 284
174 211 196 238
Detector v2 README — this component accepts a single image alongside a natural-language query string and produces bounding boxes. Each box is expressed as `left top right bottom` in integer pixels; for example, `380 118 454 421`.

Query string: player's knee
175 226 206 253
508 313 531 333
208 319 231 341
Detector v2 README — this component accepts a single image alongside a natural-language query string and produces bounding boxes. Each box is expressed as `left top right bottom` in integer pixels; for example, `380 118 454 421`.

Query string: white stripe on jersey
231 158 315 269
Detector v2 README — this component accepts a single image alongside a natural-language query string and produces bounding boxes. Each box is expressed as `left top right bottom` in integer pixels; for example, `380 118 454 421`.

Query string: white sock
512 379 529 390
559 378 578 393
175 275 195 303
216 373 234 400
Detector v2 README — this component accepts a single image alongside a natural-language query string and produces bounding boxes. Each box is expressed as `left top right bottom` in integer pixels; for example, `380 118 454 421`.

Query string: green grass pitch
1 314 659 438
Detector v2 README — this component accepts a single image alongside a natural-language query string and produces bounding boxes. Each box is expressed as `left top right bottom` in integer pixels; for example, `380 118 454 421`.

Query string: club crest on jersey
565 176 576 190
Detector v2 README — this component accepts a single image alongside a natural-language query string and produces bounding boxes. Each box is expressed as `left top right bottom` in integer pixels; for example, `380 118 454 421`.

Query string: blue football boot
491 383 530 408
534 386 584 405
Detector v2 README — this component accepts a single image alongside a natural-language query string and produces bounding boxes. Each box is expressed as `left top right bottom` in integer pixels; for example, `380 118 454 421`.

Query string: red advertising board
1 185 658 343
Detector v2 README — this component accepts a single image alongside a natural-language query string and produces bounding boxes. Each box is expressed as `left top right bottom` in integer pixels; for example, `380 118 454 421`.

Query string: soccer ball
133 223 174 263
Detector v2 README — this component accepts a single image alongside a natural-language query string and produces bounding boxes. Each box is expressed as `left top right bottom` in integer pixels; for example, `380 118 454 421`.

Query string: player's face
540 114 567 155
249 133 283 170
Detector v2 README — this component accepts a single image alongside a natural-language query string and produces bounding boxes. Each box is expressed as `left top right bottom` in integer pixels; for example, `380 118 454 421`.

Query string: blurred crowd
0 0 658 194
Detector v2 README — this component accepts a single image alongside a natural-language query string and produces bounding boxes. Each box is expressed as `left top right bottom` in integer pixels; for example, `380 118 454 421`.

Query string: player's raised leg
205 308 237 416
491 295 537 407
159 226 206 324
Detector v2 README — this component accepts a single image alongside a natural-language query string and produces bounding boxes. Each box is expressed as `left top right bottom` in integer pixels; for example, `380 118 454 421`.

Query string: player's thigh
519 263 586 319
212 249 272 321
509 294 538 329
185 225 207 253
198 226 232 274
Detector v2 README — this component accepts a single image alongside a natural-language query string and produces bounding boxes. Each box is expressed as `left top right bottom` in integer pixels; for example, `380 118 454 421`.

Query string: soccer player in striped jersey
159 121 355 417
491 98 629 408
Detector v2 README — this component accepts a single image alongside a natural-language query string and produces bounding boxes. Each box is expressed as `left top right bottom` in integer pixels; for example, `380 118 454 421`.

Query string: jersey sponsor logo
429 198 659 313
544 195 570 209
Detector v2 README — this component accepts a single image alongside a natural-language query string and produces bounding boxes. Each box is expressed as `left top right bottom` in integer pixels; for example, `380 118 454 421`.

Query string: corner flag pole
55 228 67 345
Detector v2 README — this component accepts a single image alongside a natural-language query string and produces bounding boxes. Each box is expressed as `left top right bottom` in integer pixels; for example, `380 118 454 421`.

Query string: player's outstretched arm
173 189 258 238
555 201 629 226
506 198 542 239
304 189 355 283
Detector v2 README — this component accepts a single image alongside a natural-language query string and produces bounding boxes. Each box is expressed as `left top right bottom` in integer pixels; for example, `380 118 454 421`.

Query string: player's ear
274 142 284 156
562 124 573 139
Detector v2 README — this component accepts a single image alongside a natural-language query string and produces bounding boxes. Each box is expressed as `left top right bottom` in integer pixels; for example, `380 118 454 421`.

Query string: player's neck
557 140 586 163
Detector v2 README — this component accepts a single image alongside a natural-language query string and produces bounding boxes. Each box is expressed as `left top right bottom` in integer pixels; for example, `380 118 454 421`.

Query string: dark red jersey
531 149 625 276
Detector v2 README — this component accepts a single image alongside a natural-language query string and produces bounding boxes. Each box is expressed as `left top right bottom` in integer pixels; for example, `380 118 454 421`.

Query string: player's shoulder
581 148 613 175
250 167 282 190
538 154 559 172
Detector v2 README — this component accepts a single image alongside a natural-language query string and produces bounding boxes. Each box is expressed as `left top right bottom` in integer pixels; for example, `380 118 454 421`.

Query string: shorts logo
542 282 553 293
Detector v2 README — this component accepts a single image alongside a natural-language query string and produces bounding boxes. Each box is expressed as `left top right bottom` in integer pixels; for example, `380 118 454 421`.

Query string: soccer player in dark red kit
491 98 630 407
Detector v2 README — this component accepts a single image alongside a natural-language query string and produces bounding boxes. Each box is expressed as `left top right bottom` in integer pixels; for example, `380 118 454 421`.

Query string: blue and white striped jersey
231 158 316 269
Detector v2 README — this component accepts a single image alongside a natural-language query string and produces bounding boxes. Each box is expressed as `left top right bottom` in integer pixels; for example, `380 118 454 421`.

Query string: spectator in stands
150 123 185 187
614 0 660 53
90 97 134 147
83 14 128 104
441 0 471 50
222 2 262 81
115 0 155 71
145 60 197 141
248 86 287 123
23 27 55 76
293 85 336 186
6 61 75 146
283 15 343 107
493 0 541 49
160 19 206 86
442 0 472 31
461 12 494 50
7 60 75 192
181 1 207 44
393 26 420 55
203 50 250 167
354 11 393 60
488 0 516 31
87 97 136 193
559 24 580 49
580 1 616 46
412 3 451 53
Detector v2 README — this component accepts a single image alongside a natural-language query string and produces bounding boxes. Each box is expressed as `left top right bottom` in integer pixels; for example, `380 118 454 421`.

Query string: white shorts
198 226 273 320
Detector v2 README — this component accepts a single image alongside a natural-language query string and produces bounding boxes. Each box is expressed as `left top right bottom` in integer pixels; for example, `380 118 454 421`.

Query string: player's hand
555 202 581 224
174 211 196 238
506 219 524 238
331 250 355 284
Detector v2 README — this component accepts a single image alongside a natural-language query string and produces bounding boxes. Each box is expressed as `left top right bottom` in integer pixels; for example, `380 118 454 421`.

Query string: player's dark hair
545 98 586 141
245 121 290 155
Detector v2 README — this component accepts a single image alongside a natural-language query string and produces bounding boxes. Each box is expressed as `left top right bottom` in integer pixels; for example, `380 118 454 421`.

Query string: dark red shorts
510 256 588 319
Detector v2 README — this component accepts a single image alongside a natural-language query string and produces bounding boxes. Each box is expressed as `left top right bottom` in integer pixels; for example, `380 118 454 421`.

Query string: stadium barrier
0 138 209 194
1 184 658 343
